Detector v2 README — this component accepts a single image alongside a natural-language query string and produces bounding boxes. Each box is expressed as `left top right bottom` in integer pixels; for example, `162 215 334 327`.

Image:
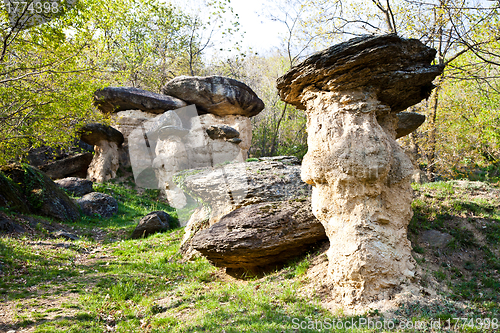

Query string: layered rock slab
277 34 444 305
94 87 187 114
277 33 444 113
395 112 426 139
163 76 265 117
191 199 327 274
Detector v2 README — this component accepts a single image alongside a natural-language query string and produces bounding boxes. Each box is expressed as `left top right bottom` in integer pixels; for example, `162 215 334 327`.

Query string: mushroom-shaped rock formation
94 87 187 114
79 123 124 183
162 76 265 117
395 112 426 139
277 34 443 306
277 34 444 113
79 123 124 146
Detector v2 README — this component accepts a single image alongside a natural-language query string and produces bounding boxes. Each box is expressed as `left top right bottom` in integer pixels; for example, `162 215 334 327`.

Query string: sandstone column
277 34 444 304
79 123 124 183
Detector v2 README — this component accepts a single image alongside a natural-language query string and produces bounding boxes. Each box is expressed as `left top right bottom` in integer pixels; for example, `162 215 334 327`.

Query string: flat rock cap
396 112 426 139
79 123 124 146
94 87 187 114
163 76 265 117
277 34 444 113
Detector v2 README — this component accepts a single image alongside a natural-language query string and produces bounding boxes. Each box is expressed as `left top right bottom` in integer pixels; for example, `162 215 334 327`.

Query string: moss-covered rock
0 164 80 221
0 172 31 214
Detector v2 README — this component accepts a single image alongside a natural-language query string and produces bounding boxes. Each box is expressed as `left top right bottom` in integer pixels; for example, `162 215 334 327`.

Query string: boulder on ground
420 230 454 248
79 123 125 146
55 177 93 197
131 211 171 239
191 199 327 273
175 157 312 254
94 87 187 114
52 230 80 241
77 192 118 218
0 164 80 221
163 76 265 117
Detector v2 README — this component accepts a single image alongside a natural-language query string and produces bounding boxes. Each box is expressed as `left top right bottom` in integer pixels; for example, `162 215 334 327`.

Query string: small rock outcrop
77 192 118 218
0 165 80 221
276 34 444 305
163 76 265 117
79 124 124 183
55 177 93 197
79 123 125 146
94 87 187 114
191 199 327 275
131 211 171 239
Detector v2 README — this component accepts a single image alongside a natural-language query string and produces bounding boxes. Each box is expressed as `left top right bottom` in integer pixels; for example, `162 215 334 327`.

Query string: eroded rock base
301 90 416 305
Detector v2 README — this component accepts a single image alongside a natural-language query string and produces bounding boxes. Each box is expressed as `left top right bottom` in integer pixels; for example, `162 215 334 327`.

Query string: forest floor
1 178 499 332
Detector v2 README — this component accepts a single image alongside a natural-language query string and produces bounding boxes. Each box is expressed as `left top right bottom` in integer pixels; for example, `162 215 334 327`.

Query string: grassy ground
1 179 500 332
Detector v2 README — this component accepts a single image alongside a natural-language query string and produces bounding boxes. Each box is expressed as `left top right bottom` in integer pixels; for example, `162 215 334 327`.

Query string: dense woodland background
1 0 499 182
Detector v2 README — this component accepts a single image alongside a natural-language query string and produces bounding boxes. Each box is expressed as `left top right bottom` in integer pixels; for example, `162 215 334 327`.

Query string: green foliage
0 0 242 165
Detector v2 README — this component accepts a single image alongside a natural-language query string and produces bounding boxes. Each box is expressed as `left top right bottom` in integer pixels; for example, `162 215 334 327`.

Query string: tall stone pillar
277 34 444 304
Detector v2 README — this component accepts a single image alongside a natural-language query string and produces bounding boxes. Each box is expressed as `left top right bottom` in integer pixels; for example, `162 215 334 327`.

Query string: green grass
1 179 500 332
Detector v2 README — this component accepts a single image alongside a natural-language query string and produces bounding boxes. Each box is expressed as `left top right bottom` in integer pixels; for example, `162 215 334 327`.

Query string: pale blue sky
230 0 285 52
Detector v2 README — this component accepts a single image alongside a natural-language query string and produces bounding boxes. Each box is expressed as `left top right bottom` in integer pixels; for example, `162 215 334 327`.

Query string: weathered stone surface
191 199 327 271
185 114 252 167
276 34 443 306
37 152 93 180
163 76 265 117
87 141 120 183
111 110 157 145
55 177 93 197
77 192 118 218
79 123 124 146
1 165 80 221
94 87 187 114
277 34 444 113
131 211 171 239
396 112 426 139
206 125 240 140
176 158 312 251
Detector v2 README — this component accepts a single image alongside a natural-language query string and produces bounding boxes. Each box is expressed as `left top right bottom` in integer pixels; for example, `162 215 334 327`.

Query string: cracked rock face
277 34 443 305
